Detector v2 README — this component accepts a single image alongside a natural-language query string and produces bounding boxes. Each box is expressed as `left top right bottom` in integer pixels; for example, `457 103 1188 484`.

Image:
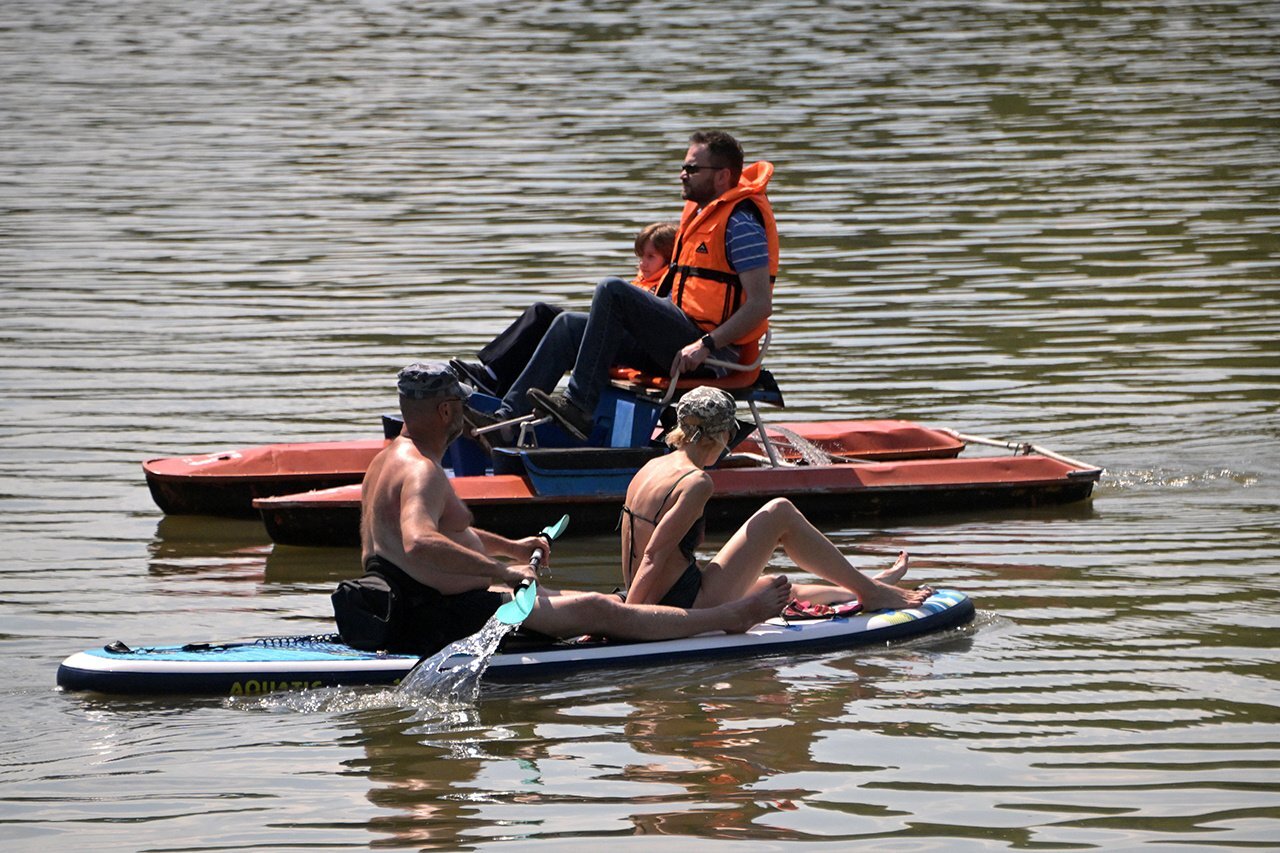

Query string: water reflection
262 544 359 586
149 516 356 589
340 633 979 845
148 516 272 569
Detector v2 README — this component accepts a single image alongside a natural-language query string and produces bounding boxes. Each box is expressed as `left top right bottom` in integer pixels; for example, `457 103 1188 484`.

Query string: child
449 222 677 397
630 221 677 294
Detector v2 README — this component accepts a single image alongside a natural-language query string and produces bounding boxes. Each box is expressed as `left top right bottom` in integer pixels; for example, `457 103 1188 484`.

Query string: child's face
637 243 668 278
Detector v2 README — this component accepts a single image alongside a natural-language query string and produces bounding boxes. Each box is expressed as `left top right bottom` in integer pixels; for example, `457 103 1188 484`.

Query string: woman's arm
625 473 714 605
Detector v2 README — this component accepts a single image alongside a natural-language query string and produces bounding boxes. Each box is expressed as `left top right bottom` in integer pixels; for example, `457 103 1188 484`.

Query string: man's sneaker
463 404 529 451
447 359 500 397
527 389 594 441
462 404 503 431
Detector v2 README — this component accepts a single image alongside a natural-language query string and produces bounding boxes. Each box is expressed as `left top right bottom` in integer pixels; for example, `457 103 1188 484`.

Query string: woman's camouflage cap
676 386 737 441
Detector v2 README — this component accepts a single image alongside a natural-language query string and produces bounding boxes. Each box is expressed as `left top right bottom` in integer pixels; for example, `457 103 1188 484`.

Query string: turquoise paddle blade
542 514 570 541
529 515 569 572
496 581 537 626
515 580 538 613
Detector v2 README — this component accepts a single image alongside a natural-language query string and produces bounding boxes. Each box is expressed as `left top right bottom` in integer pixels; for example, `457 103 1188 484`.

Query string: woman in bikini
619 386 932 612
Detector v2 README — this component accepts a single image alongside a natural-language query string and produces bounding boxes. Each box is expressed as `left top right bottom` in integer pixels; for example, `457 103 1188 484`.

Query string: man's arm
705 264 772 348
673 264 772 374
472 529 549 567
397 465 529 586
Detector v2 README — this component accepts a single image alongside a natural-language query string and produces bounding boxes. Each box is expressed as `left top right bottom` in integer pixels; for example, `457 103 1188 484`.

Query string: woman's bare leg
699 500 928 610
877 551 909 585
776 552 914 606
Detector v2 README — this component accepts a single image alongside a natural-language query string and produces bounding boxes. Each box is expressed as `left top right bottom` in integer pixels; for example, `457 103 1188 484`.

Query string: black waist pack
331 572 400 651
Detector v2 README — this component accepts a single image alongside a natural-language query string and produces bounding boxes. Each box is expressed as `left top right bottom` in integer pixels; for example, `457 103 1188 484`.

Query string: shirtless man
351 362 791 656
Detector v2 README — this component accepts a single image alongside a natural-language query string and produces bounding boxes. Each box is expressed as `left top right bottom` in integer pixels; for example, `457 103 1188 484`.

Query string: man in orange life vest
473 130 779 440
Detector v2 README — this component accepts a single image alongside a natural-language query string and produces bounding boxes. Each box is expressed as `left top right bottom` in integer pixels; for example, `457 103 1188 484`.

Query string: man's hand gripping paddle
494 514 569 626
398 515 571 692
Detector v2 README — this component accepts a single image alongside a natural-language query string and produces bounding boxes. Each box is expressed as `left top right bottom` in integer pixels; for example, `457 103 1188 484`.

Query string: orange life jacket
661 161 779 345
631 265 666 294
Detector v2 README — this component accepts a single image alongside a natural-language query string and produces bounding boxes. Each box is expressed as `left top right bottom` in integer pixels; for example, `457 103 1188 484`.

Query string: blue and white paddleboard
57 589 974 696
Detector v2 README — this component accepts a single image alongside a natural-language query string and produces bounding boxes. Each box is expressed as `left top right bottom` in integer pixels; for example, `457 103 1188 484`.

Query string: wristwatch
700 333 716 351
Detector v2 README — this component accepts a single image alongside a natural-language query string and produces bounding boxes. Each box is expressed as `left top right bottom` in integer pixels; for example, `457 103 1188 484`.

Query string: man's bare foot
873 551 909 586
859 577 930 612
724 575 791 633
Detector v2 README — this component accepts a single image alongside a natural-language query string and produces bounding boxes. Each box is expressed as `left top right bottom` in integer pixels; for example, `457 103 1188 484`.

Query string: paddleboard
56 589 974 696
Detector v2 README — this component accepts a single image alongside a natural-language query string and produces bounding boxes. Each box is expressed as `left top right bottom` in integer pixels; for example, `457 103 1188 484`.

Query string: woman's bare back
620 456 711 595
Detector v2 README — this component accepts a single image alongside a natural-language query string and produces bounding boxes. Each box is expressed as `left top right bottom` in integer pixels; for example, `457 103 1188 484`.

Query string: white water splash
395 614 516 701
765 426 838 466
1102 467 1259 490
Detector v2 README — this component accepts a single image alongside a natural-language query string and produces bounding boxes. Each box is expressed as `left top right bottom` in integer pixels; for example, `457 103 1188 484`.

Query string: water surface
2 0 1277 849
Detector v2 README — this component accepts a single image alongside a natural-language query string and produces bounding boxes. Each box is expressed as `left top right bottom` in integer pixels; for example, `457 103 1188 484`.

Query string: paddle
529 513 569 574
496 579 538 625
494 514 566 625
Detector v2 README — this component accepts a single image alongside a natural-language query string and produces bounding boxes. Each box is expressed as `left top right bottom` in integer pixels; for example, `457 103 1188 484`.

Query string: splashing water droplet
766 426 837 466
395 613 517 702
225 604 525 717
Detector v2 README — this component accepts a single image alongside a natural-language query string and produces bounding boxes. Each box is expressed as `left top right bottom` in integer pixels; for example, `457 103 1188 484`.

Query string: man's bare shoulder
367 437 447 494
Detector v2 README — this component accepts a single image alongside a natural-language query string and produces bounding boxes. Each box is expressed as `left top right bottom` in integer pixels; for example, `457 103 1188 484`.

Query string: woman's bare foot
873 551 909 585
723 575 792 633
859 578 930 612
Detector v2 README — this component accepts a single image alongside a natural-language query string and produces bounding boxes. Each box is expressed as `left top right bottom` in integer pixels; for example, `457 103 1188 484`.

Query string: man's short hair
397 362 470 400
689 130 744 183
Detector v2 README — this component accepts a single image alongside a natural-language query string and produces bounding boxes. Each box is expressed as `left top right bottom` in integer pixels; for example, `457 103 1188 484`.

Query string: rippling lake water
2 0 1277 849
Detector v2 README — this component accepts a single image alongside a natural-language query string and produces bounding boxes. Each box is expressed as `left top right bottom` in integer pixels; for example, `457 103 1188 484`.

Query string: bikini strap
620 468 702 530
620 468 704 576
658 468 703 509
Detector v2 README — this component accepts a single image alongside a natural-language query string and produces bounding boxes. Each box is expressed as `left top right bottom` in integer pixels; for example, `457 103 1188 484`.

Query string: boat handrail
658 328 772 407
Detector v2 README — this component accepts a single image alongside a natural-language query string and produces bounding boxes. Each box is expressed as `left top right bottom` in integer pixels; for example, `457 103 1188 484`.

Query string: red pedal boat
143 372 1102 546
247 420 1101 547
144 438 388 518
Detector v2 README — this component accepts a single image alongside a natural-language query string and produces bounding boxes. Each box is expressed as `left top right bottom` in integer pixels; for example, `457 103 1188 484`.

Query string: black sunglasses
680 162 726 174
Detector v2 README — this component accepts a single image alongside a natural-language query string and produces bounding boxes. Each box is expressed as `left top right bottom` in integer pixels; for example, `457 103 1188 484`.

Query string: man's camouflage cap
397 362 471 400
